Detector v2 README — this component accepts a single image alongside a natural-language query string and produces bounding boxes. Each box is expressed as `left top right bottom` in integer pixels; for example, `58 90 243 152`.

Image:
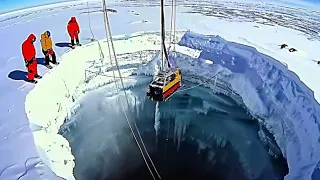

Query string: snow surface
1 0 320 180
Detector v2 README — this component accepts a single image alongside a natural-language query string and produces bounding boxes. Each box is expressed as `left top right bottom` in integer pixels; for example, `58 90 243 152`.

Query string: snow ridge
177 31 320 180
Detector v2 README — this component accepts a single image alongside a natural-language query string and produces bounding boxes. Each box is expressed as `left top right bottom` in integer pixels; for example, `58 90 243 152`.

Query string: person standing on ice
40 31 58 69
22 34 42 84
67 17 81 48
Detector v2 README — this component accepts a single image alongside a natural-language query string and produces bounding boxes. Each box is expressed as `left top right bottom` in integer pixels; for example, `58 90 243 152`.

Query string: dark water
59 81 288 180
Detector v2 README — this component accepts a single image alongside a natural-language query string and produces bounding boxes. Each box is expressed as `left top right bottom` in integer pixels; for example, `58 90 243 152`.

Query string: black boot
29 79 37 84
71 39 75 48
76 38 81 46
34 74 42 79
46 64 53 69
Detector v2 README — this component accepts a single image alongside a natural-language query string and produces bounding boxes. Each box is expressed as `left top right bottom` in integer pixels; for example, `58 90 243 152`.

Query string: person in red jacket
22 34 42 84
67 17 81 48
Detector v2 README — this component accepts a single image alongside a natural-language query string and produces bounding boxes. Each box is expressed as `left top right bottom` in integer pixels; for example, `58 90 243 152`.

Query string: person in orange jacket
67 17 81 48
22 34 42 84
40 30 58 69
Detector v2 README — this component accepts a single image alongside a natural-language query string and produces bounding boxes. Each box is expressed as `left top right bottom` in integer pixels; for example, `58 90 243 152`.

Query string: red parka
67 17 80 35
22 34 36 61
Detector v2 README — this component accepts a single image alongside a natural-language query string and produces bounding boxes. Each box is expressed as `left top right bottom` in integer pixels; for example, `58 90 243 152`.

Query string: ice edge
24 31 320 180
176 31 320 180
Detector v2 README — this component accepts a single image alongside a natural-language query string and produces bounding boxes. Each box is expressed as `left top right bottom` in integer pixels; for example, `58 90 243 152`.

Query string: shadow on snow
8 58 48 82
8 70 28 81
55 42 71 48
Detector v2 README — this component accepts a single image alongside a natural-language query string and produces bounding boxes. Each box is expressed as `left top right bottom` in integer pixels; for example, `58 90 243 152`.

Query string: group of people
21 16 81 84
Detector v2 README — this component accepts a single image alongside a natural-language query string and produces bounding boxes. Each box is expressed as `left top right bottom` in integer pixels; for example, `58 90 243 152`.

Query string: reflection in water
59 81 288 180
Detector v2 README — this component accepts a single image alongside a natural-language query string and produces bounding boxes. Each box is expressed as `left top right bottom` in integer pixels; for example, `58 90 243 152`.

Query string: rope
176 71 220 93
102 1 162 179
105 8 162 180
103 8 158 180
160 0 165 70
101 2 152 178
87 2 95 40
84 70 151 79
173 0 177 52
84 1 104 83
168 0 174 48
165 0 177 75
86 3 104 60
160 0 170 70
168 0 177 51
161 0 177 92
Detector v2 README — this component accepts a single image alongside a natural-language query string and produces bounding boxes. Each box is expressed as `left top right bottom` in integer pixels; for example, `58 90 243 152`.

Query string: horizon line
0 0 319 18
0 0 91 17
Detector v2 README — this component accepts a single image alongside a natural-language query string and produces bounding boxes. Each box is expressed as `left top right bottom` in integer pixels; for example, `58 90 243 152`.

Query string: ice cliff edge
177 31 320 180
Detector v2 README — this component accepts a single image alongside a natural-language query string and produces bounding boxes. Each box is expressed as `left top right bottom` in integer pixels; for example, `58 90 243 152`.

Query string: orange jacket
40 31 53 51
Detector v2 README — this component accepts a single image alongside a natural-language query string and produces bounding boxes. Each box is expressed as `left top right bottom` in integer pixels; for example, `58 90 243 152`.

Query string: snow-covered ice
1 0 320 180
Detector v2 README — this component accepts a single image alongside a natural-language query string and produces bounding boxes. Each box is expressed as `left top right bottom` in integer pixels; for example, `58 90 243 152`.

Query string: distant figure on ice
289 48 297 52
40 31 58 69
67 17 81 48
22 34 42 84
280 44 288 49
